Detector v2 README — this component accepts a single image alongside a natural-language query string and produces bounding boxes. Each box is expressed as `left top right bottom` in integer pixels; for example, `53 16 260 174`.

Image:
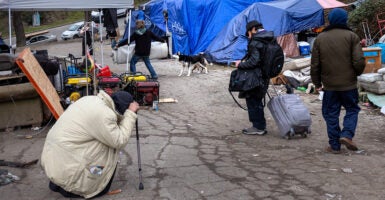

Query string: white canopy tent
0 0 134 10
0 0 134 62
0 0 135 94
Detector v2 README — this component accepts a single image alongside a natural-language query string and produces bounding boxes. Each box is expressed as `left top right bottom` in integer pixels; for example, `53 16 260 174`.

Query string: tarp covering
0 0 134 10
142 0 274 56
205 0 346 64
121 10 166 44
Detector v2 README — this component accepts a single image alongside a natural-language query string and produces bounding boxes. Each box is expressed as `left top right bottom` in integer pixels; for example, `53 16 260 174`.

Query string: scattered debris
25 135 33 139
341 168 353 173
107 189 122 195
31 127 41 131
159 98 178 103
289 185 304 192
0 169 20 186
355 150 365 154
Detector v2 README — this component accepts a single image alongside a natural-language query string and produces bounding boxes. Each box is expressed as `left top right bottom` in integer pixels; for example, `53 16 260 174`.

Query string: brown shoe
325 146 341 154
339 137 358 151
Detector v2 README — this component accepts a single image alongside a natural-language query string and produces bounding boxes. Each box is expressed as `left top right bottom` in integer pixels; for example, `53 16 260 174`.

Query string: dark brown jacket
310 27 365 91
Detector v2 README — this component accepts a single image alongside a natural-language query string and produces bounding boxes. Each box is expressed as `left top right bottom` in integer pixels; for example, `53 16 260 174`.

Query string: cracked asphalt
1 40 385 200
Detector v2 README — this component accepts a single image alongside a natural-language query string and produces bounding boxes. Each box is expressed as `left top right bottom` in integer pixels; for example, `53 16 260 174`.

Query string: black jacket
238 30 274 70
238 31 274 98
117 30 164 56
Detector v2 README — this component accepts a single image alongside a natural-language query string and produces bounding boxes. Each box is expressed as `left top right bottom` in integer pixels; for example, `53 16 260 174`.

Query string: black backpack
260 38 284 78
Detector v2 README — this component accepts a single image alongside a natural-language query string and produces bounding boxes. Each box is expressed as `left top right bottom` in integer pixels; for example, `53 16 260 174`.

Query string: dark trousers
130 54 158 78
322 89 360 150
245 95 266 130
82 31 93 56
49 169 116 198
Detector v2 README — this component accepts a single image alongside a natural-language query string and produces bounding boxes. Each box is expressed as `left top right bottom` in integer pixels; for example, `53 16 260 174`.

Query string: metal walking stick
135 118 144 190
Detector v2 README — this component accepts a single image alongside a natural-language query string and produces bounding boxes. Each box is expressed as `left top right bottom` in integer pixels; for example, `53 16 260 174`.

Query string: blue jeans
245 96 266 130
130 54 158 78
322 89 360 150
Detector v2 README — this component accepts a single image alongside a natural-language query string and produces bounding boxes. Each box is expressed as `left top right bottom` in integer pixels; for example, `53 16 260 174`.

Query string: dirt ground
1 39 385 200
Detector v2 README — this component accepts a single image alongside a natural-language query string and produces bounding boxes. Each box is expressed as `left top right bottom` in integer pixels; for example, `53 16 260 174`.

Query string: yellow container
67 77 91 85
123 75 147 83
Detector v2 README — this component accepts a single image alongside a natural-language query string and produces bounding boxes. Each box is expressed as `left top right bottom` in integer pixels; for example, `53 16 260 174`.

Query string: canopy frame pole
126 9 132 72
8 8 12 53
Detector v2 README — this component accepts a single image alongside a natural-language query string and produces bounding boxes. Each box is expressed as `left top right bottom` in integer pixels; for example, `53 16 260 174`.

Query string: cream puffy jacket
41 91 136 198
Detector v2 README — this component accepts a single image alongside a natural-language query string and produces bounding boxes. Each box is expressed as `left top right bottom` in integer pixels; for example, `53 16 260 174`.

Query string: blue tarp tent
205 0 325 64
140 0 274 56
121 9 166 42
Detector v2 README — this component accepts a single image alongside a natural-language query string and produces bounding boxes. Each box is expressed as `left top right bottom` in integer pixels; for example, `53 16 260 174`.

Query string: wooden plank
159 98 178 103
16 48 63 119
25 30 49 39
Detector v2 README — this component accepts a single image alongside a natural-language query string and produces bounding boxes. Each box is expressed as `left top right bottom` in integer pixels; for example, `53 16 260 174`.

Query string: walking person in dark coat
234 20 272 135
115 17 165 80
311 8 365 153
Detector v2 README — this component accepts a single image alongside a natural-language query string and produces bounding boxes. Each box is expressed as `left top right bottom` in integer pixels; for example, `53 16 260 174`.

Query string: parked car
26 35 57 46
61 22 84 40
91 9 127 23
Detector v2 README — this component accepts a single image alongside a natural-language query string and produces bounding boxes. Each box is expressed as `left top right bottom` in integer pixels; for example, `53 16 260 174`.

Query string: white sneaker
242 127 267 135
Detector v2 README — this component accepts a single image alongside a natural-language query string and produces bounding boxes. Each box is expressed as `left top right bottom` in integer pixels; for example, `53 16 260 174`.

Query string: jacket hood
328 8 348 26
252 30 275 43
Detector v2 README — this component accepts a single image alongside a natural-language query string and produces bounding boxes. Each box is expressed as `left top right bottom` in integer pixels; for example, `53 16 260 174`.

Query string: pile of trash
0 169 20 186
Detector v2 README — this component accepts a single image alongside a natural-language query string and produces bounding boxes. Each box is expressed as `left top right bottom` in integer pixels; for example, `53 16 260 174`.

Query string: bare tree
12 11 26 47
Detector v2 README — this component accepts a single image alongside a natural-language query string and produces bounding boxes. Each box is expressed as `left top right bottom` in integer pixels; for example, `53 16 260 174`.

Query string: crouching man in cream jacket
41 91 139 198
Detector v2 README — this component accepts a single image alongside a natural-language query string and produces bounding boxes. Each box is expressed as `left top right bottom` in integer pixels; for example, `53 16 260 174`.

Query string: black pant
82 31 93 56
49 169 116 198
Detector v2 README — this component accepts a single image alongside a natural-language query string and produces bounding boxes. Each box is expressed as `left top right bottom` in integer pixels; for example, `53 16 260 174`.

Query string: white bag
357 73 383 83
112 42 168 64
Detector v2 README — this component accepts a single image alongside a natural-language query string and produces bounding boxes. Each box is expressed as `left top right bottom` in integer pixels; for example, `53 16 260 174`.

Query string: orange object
107 189 122 195
97 66 112 77
362 47 382 73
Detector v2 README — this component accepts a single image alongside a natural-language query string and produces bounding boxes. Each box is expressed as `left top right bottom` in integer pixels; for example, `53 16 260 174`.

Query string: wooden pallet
16 48 64 119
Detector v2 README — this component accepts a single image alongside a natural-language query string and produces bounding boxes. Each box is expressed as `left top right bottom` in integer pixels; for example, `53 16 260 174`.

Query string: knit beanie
111 91 134 115
328 8 348 26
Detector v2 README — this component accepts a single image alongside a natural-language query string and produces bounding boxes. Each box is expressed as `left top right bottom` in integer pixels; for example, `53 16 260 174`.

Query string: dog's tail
172 54 179 60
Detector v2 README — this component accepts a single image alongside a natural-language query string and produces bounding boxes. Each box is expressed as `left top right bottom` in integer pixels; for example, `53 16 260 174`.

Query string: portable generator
62 53 95 105
64 76 93 103
97 76 122 96
96 66 122 95
123 80 159 106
